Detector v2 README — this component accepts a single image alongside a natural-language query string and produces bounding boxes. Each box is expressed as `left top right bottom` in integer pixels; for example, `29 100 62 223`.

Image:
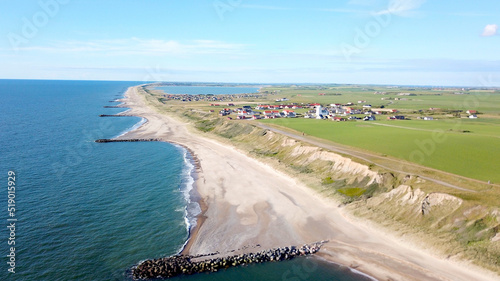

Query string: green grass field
265 86 500 115
256 85 500 182
152 84 500 183
148 84 500 273
260 118 500 183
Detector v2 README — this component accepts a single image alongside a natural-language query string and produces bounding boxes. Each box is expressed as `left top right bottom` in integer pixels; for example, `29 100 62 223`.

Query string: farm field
369 119 500 139
144 83 500 278
254 85 500 183
260 117 500 183
151 84 500 183
264 86 500 114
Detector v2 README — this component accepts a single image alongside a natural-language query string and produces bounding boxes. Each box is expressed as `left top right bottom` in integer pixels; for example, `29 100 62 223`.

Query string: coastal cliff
129 85 500 279
174 105 500 274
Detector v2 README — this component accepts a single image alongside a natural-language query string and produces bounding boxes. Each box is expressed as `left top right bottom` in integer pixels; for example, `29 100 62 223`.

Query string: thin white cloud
376 0 426 17
12 38 246 56
315 8 370 14
240 4 293 11
348 0 380 6
482 24 498 37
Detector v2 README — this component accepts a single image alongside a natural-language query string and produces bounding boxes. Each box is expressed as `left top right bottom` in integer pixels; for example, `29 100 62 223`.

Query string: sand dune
118 86 498 281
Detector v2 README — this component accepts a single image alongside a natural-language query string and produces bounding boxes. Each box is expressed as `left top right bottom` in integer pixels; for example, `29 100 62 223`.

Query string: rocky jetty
132 242 326 280
103 105 124 108
99 114 135 117
95 139 160 143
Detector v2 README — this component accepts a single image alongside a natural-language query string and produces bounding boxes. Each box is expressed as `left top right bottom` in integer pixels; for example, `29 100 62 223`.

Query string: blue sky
1 0 499 86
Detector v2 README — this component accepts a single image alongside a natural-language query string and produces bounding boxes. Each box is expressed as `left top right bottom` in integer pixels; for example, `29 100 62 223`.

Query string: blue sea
0 80 373 281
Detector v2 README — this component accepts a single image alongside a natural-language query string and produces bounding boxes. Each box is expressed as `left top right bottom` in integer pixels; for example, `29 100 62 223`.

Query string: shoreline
117 85 499 281
177 145 207 256
111 91 207 257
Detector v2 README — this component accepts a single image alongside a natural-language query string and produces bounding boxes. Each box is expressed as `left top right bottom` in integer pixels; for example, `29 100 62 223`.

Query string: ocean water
0 80 373 281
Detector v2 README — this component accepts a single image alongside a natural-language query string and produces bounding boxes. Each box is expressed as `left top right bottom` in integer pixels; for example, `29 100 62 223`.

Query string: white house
315 106 330 119
237 109 252 115
283 110 297 118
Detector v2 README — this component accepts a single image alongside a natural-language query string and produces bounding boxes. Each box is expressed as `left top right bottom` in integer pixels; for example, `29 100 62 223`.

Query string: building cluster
301 103 391 121
205 96 482 122
162 93 266 102
212 102 388 121
216 104 297 120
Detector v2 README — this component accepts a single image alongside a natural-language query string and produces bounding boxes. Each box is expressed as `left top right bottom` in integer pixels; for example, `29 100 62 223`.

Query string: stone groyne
99 114 135 117
132 242 326 280
95 139 161 143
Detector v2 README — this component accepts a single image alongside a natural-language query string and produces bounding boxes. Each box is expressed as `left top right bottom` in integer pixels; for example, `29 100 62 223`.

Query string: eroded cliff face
355 184 499 242
367 185 465 218
237 128 382 195
151 104 500 273
208 123 500 273
349 184 500 272
286 140 381 185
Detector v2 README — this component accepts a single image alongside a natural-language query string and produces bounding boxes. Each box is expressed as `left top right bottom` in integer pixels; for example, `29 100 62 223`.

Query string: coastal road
255 122 481 193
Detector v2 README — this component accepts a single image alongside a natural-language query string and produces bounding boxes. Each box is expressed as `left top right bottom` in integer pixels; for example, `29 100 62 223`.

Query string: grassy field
265 85 500 115
150 84 500 183
260 118 500 183
254 85 500 183
145 85 500 273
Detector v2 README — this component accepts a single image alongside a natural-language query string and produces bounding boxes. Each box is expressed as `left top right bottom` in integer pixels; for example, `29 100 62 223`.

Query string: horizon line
0 78 498 89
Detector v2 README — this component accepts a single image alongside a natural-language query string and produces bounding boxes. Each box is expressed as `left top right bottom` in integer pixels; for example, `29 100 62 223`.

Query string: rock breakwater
132 241 326 279
95 139 161 143
99 114 135 117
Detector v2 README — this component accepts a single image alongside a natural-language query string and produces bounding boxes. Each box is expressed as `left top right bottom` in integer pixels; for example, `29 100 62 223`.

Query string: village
152 85 483 123
160 92 267 103
210 100 425 122
208 96 480 122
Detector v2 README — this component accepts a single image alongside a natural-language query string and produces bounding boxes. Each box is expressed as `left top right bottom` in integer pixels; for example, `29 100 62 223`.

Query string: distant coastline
150 84 263 97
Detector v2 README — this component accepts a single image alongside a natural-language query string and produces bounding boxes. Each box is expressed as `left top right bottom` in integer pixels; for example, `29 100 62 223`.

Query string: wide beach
119 85 498 281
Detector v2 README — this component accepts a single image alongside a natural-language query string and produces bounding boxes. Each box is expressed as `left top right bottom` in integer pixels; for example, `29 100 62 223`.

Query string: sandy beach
118 86 498 281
